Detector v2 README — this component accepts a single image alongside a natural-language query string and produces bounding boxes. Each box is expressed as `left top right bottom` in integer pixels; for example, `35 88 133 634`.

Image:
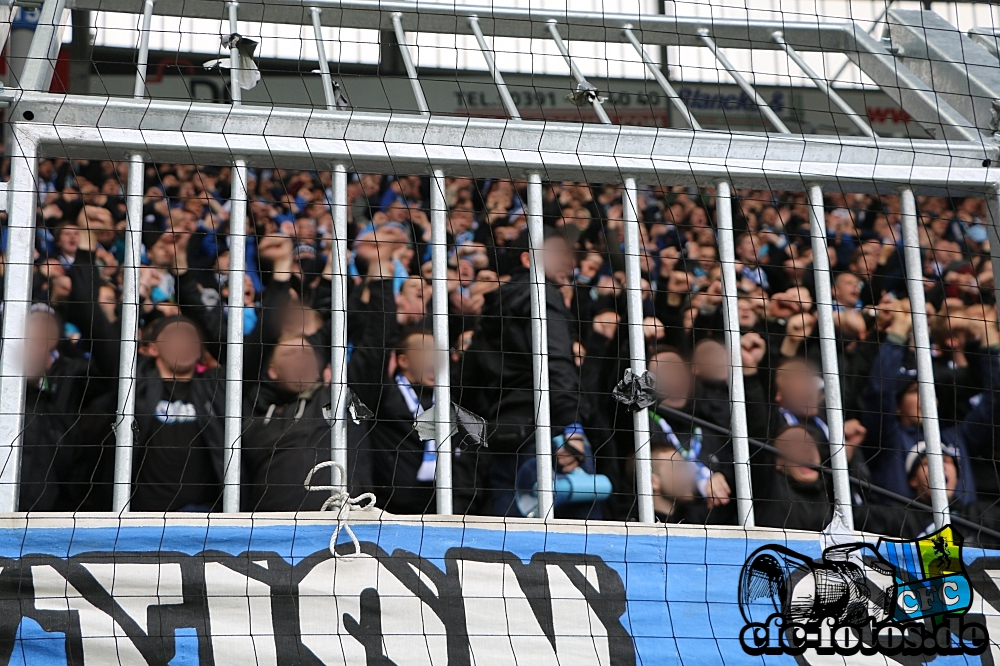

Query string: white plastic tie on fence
304 461 376 557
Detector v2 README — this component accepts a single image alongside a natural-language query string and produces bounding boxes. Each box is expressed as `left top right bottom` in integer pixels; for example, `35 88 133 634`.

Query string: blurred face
397 332 435 387
268 339 321 393
692 340 729 383
736 235 758 263
687 207 708 228
774 361 821 418
243 275 255 306
651 447 697 503
698 245 717 271
147 236 176 269
396 277 428 324
57 226 80 255
898 388 922 426
910 455 957 502
149 321 202 376
295 218 316 243
542 235 575 285
25 312 60 381
774 427 821 484
834 274 861 307
854 240 881 277
449 210 474 234
737 299 757 328
648 351 692 409
556 435 586 473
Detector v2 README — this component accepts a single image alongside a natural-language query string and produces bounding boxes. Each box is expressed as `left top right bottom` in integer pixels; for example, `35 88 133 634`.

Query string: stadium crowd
7 157 1000 544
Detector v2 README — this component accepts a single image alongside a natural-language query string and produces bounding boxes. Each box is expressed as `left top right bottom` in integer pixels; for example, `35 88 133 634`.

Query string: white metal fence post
622 178 654 524
806 183 854 529
112 154 145 512
898 186 950 528
0 128 38 512
330 165 349 491
222 159 248 513
528 173 554 519
714 180 755 528
430 168 453 515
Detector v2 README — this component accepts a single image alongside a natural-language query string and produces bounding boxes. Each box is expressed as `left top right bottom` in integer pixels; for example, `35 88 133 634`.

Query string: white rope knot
304 461 376 557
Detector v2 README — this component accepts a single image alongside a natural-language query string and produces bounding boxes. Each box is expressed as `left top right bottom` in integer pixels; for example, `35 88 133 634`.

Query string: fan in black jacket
648 348 734 521
241 335 335 511
130 315 226 512
458 228 582 516
754 425 835 531
348 255 479 514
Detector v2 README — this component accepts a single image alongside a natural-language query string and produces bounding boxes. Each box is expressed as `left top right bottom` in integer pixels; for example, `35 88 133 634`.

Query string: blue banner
0 517 998 664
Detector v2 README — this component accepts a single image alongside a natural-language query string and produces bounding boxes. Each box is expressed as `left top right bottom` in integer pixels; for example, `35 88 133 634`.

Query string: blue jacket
862 337 1000 506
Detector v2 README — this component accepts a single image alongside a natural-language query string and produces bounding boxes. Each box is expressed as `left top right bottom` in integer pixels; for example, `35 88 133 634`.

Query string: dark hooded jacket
459 272 581 442
241 381 333 511
348 279 439 514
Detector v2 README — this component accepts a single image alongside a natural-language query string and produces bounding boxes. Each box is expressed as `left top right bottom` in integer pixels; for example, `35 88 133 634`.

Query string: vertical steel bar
621 25 701 130
546 20 612 125
806 183 853 528
528 173 554 519
698 29 791 134
772 32 876 138
227 1 241 105
132 0 156 98
714 180 755 527
330 165 348 489
468 16 521 121
623 178 654 523
112 154 145 512
0 129 38 512
221 0 246 512
391 12 430 116
18 0 67 91
309 7 337 111
430 169 453 515
223 159 248 512
899 186 949 528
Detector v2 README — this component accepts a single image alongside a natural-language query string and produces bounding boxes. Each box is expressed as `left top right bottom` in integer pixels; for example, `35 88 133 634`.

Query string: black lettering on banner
0 544 636 665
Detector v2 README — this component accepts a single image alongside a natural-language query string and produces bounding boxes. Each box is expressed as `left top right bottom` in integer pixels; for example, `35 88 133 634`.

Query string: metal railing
0 0 998 530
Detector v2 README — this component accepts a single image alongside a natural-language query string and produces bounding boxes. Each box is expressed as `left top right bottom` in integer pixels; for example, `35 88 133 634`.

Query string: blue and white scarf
396 375 437 482
653 414 713 498
778 407 830 440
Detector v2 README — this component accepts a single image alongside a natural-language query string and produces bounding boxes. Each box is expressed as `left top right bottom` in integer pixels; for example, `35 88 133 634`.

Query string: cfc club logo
737 526 989 656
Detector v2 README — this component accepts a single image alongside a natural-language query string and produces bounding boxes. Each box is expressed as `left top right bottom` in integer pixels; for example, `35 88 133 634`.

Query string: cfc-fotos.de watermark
738 526 989 656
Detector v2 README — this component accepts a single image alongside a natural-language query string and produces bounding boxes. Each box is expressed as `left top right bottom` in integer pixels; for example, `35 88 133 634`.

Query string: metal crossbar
0 0 998 530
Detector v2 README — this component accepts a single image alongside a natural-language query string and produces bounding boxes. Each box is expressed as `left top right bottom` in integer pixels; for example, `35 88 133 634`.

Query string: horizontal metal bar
66 0 861 52
5 92 994 192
